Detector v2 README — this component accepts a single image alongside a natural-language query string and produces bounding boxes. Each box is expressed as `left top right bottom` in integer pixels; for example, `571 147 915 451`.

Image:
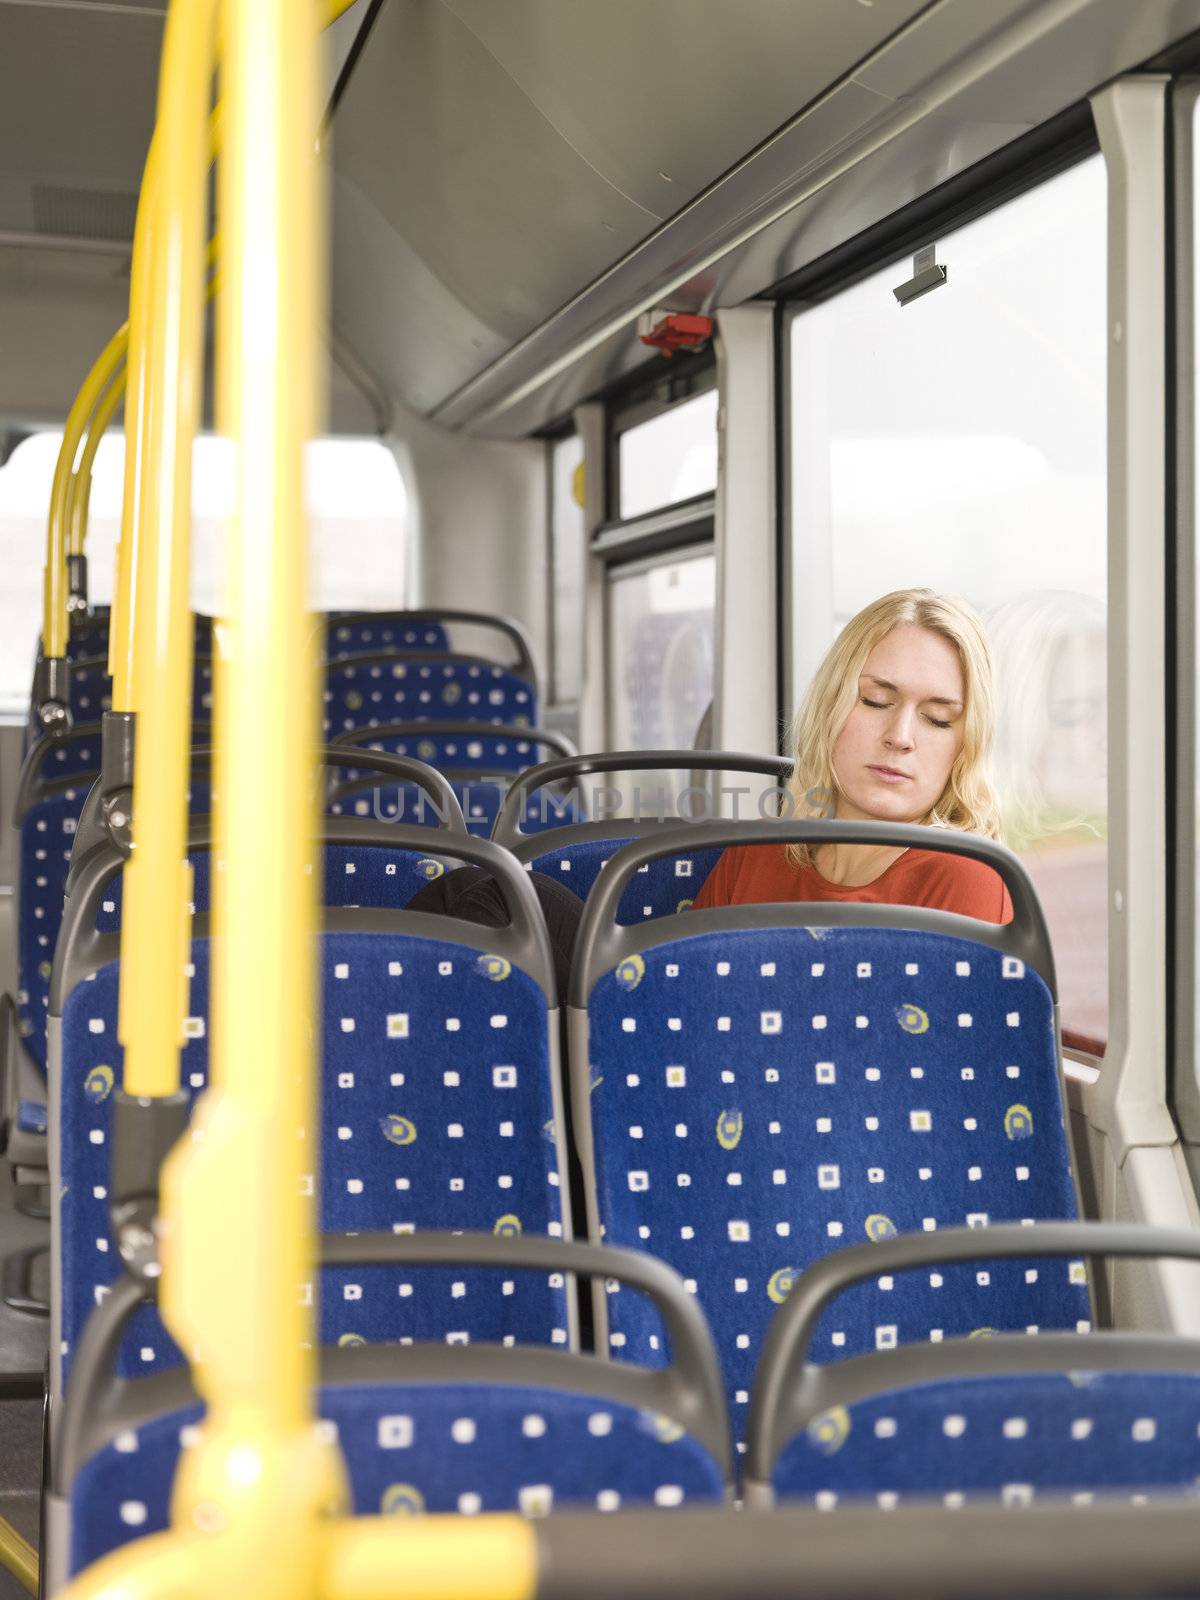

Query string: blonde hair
786 588 1003 864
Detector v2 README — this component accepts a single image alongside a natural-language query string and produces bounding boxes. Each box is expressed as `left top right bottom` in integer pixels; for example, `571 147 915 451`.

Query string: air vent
30 185 138 243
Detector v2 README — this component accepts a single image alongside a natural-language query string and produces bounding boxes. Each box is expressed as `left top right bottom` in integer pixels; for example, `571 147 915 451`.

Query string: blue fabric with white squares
336 730 551 776
96 842 439 931
69 1382 723 1573
323 657 537 739
20 781 211 1076
327 618 450 657
59 934 564 1386
584 927 1088 1439
319 932 566 1348
531 839 719 924
772 1371 1200 1506
18 788 93 1076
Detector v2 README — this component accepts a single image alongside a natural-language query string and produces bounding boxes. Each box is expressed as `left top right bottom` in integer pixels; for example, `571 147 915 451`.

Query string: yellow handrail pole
66 356 126 610
321 1518 537 1600
115 0 210 1104
160 0 345 1582
108 144 157 704
0 1513 38 1596
38 321 127 700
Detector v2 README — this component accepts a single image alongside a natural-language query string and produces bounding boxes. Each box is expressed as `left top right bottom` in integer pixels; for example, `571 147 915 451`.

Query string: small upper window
617 388 718 520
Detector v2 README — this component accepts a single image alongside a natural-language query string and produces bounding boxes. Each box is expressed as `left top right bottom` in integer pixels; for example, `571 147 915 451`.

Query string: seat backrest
568 819 1087 1440
327 613 449 656
494 752 794 924
331 719 575 777
14 740 210 1079
323 653 538 740
745 1222 1200 1507
59 1235 730 1580
51 830 570 1397
325 609 536 683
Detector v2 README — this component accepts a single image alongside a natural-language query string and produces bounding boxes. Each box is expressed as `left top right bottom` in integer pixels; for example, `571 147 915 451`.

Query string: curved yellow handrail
67 360 126 584
41 323 127 659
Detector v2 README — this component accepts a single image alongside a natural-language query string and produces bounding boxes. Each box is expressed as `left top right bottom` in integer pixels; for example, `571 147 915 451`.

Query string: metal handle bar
747 1221 1200 1455
493 749 794 846
58 1233 728 1492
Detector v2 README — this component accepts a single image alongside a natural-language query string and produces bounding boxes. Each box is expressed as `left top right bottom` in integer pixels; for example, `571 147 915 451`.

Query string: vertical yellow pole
109 142 159 707
161 0 345 1581
115 0 209 1099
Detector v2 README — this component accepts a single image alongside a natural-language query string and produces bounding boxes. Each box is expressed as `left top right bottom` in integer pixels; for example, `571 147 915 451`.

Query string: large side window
0 432 411 716
788 154 1108 1050
608 546 716 757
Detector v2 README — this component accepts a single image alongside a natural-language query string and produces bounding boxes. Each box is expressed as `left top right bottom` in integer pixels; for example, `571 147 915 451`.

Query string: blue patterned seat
745 1223 1200 1507
57 1237 730 1581
568 821 1088 1446
323 654 538 740
52 832 570 1397
15 763 210 1082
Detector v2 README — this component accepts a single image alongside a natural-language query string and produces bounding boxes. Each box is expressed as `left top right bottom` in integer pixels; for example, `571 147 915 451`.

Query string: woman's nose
884 709 916 749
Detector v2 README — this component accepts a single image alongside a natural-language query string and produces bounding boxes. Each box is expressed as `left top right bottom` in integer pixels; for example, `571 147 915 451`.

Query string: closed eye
863 695 952 730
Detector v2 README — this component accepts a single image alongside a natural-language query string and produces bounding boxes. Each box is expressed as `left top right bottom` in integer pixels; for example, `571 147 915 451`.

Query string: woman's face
830 623 967 825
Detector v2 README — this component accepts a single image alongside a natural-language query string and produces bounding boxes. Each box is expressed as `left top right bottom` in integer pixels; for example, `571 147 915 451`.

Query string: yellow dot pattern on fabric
83 1063 115 1103
767 1266 798 1305
380 1114 418 1146
807 1405 851 1456
615 954 646 992
381 1484 426 1516
716 1109 743 1150
1005 1103 1034 1140
896 1003 929 1035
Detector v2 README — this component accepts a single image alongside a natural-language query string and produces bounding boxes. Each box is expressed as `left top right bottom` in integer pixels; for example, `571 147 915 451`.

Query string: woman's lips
868 765 911 784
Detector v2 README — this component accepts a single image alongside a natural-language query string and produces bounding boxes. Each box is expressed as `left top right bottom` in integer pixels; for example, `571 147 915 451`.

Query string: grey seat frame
742 1220 1200 1505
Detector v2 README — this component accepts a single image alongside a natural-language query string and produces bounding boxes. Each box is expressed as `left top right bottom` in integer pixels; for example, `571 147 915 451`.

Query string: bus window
192 435 410 615
788 154 1108 1050
549 431 585 705
608 545 715 809
617 386 718 521
0 431 121 717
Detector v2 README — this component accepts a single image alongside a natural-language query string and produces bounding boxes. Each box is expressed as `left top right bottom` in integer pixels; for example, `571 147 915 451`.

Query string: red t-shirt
692 841 1012 924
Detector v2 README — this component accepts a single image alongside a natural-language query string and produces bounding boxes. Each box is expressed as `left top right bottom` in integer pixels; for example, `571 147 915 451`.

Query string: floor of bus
0 1397 41 1591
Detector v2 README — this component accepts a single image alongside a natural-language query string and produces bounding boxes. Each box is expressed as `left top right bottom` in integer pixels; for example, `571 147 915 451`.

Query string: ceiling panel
329 0 932 413
0 3 160 222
